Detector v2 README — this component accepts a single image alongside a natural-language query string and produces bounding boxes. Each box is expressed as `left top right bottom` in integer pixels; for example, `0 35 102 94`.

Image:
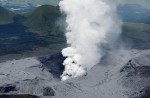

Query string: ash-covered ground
0 49 150 98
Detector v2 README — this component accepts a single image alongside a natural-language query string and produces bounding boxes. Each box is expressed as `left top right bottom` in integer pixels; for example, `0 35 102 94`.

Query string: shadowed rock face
120 54 150 98
131 88 150 98
43 87 55 96
0 94 39 98
39 52 65 78
0 84 17 93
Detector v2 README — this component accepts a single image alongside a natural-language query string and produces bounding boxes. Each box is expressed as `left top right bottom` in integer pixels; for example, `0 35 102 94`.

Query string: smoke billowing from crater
59 0 122 81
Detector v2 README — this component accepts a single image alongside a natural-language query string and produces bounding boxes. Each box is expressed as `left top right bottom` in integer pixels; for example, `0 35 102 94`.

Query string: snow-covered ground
0 49 150 98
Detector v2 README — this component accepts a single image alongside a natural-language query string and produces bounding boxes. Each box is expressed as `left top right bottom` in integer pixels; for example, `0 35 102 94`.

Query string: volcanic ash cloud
59 0 122 81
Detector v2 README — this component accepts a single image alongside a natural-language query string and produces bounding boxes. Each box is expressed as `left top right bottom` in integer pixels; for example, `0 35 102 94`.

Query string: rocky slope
50 49 150 98
0 49 150 98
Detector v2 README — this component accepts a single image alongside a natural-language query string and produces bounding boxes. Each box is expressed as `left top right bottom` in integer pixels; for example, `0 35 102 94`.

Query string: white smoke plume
59 0 122 81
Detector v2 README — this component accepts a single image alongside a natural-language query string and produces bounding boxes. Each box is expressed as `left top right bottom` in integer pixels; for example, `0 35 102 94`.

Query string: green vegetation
24 5 61 36
0 5 149 56
0 5 65 56
0 6 16 24
2 5 65 44
121 22 150 49
123 22 150 42
23 5 65 44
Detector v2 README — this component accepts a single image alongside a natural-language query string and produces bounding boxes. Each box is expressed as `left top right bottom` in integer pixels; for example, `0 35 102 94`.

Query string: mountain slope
0 6 16 25
122 22 150 49
1 49 150 98
0 5 66 56
51 50 150 98
23 5 66 46
0 4 149 58
24 5 62 36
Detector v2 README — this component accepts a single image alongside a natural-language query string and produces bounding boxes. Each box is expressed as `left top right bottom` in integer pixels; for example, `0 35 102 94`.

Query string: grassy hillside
122 22 150 49
0 5 149 56
123 22 150 42
24 5 61 36
0 5 66 56
0 6 16 24
23 5 66 45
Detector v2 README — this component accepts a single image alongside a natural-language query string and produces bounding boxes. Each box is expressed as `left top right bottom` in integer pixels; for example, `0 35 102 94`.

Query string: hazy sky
0 0 60 6
0 0 149 8
125 0 150 8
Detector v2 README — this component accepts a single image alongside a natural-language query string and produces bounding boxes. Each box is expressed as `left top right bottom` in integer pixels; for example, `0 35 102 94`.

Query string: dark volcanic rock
120 59 139 72
120 54 150 78
120 53 150 98
131 85 150 98
0 84 17 93
39 52 65 78
0 94 39 98
43 87 55 96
